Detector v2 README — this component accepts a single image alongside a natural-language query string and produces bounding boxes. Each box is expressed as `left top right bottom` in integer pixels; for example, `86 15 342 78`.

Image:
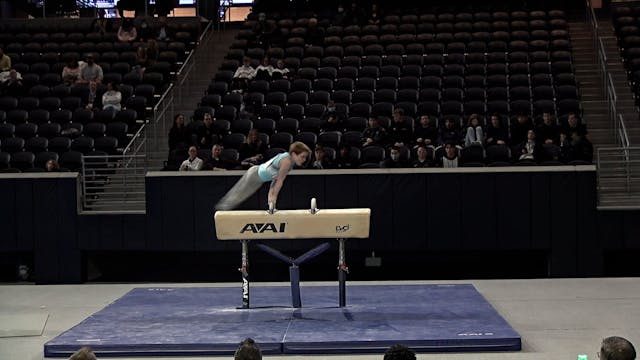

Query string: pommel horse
214 199 371 309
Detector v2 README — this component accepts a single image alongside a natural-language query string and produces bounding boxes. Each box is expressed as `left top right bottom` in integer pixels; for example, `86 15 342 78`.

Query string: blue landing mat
45 284 521 357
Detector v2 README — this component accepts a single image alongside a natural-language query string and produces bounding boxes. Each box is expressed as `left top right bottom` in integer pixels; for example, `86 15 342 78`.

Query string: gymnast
215 141 311 211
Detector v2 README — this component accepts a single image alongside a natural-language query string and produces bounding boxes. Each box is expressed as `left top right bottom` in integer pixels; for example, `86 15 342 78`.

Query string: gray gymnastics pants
215 166 265 211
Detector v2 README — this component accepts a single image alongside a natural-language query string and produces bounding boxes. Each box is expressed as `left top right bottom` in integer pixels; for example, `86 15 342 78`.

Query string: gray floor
1 278 639 360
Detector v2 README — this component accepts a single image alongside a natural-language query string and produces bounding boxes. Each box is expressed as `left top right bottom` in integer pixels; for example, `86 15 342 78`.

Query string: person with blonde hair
68 347 97 360
215 142 310 211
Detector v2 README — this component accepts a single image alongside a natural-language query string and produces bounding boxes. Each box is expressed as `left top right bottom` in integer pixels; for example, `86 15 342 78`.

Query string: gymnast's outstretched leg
215 166 264 211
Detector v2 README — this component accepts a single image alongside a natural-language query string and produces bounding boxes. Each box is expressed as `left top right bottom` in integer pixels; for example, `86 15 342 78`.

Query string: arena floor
1 278 639 360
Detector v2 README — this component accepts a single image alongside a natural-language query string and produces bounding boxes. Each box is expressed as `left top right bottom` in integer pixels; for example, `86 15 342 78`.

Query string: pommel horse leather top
214 208 371 240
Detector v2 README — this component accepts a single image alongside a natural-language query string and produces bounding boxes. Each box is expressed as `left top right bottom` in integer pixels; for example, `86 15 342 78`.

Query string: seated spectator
46 159 61 172
68 346 97 360
568 129 593 163
133 46 148 75
117 18 138 42
146 39 159 66
537 112 560 144
0 69 24 96
345 1 366 26
485 113 508 147
336 144 357 169
412 145 432 168
239 129 266 167
79 55 103 86
271 59 290 80
197 113 216 149
102 81 122 112
599 336 636 360
333 4 347 26
367 3 383 25
168 113 190 151
384 344 416 360
235 338 262 360
362 116 388 147
137 17 154 41
90 15 111 35
439 142 459 168
254 57 273 81
85 81 100 110
155 16 173 41
0 47 11 71
438 117 460 146
306 18 325 46
464 114 484 148
62 59 82 85
180 146 203 171
510 113 533 146
389 108 413 148
558 132 574 163
310 145 333 169
232 57 256 93
381 146 407 168
205 144 231 171
562 112 588 138
413 114 438 148
322 112 342 132
517 129 542 162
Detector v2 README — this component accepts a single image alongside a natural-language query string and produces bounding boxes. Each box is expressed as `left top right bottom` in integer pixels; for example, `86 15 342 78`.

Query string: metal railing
597 147 640 208
80 154 147 213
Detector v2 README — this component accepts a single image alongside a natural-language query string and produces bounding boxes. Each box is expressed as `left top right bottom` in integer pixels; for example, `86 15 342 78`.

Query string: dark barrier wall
5 167 640 283
144 167 599 277
0 173 81 283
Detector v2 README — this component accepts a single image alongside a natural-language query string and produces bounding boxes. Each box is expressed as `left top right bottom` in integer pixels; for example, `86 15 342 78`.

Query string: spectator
537 112 560 144
438 117 460 145
179 146 203 171
239 129 266 168
62 59 82 85
558 132 574 163
485 113 508 147
570 129 593 163
90 15 111 35
232 57 256 93
412 145 432 168
0 69 24 97
322 112 342 132
310 145 333 169
205 144 231 171
439 142 459 168
254 57 273 81
333 4 347 26
362 116 388 147
599 336 636 360
389 108 412 148
336 144 357 169
45 159 61 172
306 18 325 46
197 113 216 149
168 113 190 151
464 114 484 147
367 3 383 25
413 114 438 148
381 146 407 168
254 13 273 50
85 81 100 110
510 113 533 146
68 347 97 360
137 17 154 41
384 344 416 360
133 46 149 75
234 338 262 360
117 18 138 42
345 1 366 26
517 129 542 162
155 16 172 41
562 112 588 138
271 59 290 80
102 81 122 112
0 47 11 72
79 55 103 86
146 39 159 66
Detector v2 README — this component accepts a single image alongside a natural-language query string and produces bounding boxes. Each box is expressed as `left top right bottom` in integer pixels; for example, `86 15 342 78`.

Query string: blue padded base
44 284 521 357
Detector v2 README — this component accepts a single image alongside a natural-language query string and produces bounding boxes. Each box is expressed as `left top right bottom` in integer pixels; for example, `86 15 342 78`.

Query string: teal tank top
257 152 291 182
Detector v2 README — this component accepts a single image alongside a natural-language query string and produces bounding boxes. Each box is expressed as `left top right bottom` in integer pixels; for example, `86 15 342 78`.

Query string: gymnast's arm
267 156 292 207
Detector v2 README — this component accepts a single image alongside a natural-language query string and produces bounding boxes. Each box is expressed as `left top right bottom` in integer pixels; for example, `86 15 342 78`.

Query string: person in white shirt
102 81 122 112
232 57 256 93
441 143 459 168
180 146 203 171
